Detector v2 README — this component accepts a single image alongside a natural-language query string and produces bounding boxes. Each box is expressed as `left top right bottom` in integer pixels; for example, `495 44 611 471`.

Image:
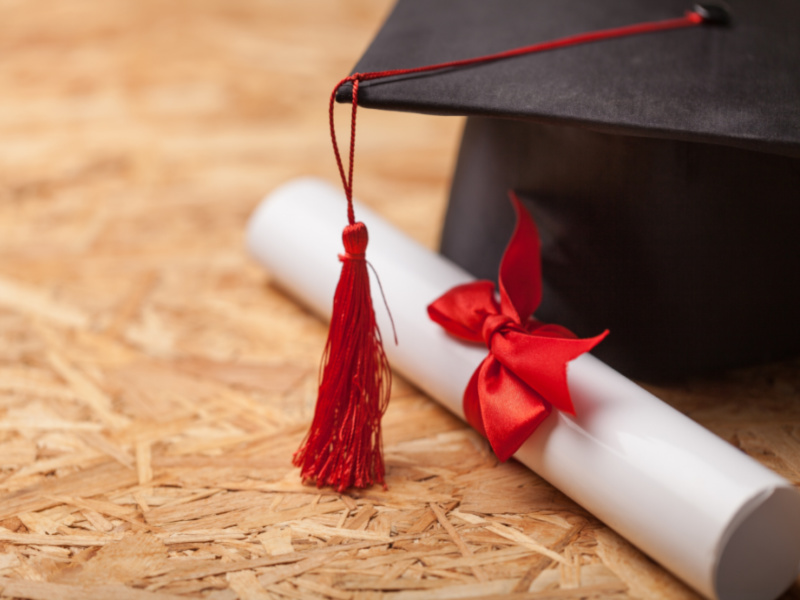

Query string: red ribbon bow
427 192 608 461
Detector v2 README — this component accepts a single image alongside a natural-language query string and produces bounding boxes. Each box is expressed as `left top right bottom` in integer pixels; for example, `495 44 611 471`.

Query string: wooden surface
0 1 799 598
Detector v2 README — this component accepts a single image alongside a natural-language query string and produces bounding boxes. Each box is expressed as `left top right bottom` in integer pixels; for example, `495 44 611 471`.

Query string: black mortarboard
338 0 800 379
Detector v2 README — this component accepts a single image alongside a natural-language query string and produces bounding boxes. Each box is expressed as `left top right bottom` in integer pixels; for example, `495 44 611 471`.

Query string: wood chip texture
0 0 798 598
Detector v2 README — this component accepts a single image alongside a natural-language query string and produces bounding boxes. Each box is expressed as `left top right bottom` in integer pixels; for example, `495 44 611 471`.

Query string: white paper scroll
246 177 800 600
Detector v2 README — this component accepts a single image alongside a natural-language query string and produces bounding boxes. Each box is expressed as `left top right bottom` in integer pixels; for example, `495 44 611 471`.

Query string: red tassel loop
292 222 391 492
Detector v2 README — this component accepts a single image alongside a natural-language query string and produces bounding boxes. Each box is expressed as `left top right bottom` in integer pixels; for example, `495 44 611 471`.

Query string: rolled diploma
247 177 800 600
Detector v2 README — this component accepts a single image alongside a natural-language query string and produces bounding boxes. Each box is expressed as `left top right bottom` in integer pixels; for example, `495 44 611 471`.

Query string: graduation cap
336 0 800 380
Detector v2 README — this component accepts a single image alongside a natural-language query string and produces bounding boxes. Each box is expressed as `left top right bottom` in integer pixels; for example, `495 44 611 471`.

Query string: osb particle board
0 1 798 599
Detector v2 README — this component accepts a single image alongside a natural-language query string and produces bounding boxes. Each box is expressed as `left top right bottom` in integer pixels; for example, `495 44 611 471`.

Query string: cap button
692 4 731 26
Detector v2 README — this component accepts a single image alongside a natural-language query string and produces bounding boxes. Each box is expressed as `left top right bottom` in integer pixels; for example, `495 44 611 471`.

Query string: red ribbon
427 192 608 461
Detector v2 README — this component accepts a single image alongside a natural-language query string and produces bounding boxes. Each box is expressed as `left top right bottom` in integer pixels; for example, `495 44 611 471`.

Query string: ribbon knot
428 192 608 461
481 314 517 347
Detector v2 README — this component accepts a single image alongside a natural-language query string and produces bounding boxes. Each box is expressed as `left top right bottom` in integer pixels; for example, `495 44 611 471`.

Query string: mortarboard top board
337 0 800 380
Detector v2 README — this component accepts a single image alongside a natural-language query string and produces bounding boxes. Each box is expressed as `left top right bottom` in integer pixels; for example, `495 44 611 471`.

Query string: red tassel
292 222 391 492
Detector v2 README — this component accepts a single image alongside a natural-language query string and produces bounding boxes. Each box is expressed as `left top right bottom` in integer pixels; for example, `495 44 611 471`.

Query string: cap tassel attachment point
292 222 391 492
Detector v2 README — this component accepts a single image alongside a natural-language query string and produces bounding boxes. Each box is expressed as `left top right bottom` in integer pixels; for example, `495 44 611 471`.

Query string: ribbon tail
475 354 552 462
495 330 608 416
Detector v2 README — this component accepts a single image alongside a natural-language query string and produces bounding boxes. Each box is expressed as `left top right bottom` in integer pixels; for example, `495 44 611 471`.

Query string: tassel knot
340 222 368 261
343 222 368 254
